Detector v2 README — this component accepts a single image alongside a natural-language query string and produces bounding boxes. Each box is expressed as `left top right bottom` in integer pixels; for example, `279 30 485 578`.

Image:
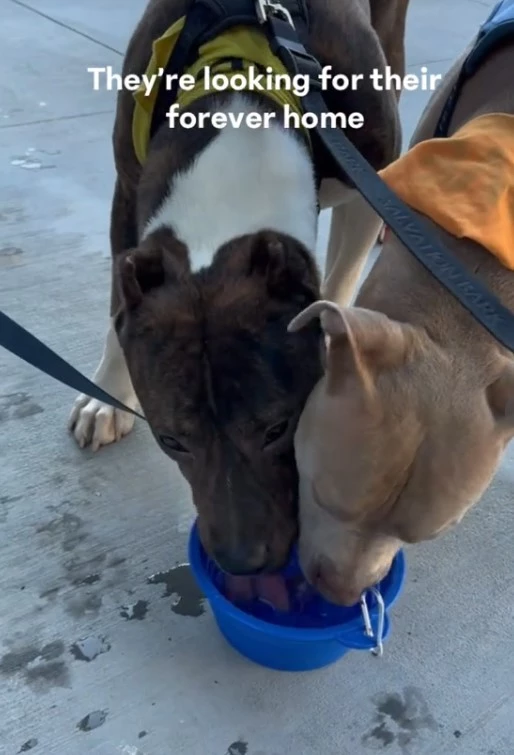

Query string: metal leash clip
256 0 295 27
360 587 385 657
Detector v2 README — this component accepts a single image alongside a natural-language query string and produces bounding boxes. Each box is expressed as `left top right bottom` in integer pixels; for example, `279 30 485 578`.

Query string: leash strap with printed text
263 8 514 352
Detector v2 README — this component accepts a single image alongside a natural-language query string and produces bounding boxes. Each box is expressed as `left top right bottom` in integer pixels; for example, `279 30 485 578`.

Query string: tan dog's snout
315 549 397 605
313 560 361 606
310 555 369 606
298 511 402 606
288 299 346 335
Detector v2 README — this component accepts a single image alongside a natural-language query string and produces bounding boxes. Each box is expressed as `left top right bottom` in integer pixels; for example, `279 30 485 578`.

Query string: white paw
68 394 138 452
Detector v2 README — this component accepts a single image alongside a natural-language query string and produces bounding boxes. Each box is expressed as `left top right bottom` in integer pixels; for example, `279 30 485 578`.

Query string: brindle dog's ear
118 248 164 309
247 230 320 303
117 230 188 309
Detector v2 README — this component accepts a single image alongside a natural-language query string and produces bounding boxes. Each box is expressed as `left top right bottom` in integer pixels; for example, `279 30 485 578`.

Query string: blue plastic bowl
188 522 406 671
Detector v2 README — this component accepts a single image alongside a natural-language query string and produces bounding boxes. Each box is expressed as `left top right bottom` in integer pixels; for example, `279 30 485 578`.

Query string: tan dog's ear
486 360 514 433
288 300 346 336
339 308 416 371
289 301 416 388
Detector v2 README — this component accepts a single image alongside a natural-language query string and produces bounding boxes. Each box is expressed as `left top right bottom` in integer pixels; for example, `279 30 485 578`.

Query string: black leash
301 91 514 350
0 311 145 419
264 9 514 353
1 0 513 418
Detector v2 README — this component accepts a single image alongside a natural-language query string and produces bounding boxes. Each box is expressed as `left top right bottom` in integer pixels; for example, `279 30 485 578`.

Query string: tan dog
288 34 514 605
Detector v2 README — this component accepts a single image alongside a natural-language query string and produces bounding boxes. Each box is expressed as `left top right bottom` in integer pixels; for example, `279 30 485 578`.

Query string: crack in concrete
0 110 114 131
9 0 124 55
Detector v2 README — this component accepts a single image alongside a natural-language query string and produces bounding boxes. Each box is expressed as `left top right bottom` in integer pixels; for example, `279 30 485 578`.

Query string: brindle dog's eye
263 420 289 448
160 435 189 453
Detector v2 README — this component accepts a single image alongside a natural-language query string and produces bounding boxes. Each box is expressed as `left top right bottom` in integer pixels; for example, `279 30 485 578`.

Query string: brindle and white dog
69 0 410 576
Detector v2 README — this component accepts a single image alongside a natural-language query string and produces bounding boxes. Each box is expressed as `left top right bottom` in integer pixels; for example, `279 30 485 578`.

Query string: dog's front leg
321 190 382 306
68 179 140 451
371 0 410 247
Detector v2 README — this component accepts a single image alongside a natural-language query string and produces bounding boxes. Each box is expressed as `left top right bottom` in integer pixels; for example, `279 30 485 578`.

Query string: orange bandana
379 113 514 270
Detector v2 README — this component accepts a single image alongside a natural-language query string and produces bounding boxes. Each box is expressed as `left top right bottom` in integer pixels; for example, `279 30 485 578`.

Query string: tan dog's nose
312 560 362 607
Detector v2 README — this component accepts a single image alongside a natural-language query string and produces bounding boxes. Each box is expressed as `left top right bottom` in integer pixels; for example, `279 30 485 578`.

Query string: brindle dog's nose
213 544 269 575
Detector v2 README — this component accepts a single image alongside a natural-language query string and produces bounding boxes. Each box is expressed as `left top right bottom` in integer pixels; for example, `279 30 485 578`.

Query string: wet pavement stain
0 392 43 423
70 635 111 662
0 646 41 674
366 721 395 747
0 246 24 269
39 641 64 661
25 661 69 690
0 244 23 257
39 586 60 601
77 710 108 732
148 564 205 617
19 739 38 752
227 741 248 755
37 513 87 552
73 573 101 586
362 687 438 751
65 593 102 619
0 640 69 692
0 205 26 223
120 600 148 620
107 555 126 568
64 552 106 585
0 640 64 674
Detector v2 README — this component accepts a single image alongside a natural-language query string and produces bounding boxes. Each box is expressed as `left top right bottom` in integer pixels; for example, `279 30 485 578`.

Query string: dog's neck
142 94 318 271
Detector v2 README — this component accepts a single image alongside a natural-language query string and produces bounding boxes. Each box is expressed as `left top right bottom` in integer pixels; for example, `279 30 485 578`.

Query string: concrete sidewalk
0 1 512 754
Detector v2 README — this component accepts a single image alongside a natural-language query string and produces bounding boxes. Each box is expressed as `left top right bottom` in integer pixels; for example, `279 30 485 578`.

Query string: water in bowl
203 546 380 629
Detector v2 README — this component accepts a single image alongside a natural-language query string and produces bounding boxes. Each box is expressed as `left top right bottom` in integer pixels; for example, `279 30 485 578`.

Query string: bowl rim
188 521 406 642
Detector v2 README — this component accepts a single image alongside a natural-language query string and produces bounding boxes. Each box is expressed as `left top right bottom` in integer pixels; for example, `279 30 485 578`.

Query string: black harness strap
302 90 514 349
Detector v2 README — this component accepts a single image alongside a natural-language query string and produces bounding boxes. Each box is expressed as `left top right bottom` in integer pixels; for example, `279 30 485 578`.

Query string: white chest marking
144 94 318 271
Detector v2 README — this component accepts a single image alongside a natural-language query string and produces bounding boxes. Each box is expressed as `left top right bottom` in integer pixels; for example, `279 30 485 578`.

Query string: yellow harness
132 18 310 165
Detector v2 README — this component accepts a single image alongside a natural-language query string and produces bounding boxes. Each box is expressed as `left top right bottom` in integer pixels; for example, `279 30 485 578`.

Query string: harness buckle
254 0 323 90
277 44 323 89
256 0 322 90
256 0 295 27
